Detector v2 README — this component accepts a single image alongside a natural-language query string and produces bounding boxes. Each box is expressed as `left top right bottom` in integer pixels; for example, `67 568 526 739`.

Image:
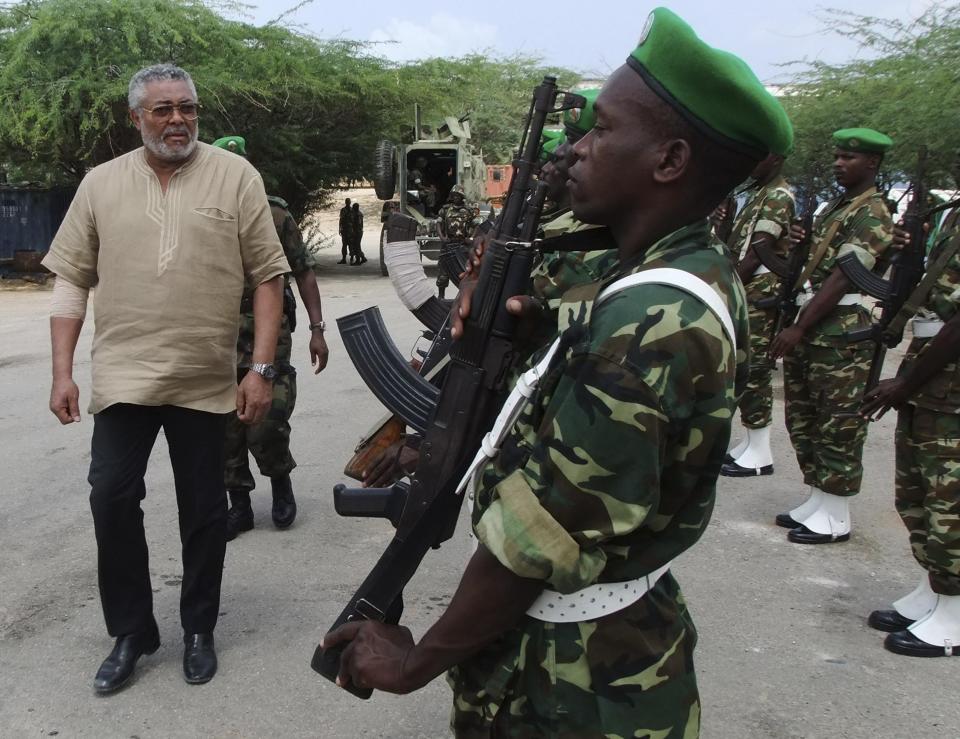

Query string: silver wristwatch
250 363 278 381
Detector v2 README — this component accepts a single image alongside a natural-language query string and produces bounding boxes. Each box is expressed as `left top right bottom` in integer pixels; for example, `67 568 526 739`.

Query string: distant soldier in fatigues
322 10 791 736
349 202 367 265
438 184 475 241
212 136 330 540
722 153 795 477
771 128 894 544
862 201 960 657
338 198 351 264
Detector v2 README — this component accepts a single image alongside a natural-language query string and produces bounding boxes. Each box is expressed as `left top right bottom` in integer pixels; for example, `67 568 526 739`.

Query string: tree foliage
782 3 960 196
0 0 577 217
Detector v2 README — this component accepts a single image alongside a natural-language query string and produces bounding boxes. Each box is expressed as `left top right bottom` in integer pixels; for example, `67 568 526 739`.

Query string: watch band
250 362 277 380
309 321 326 331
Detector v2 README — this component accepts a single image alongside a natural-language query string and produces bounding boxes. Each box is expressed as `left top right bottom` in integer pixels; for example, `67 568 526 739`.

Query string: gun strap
884 229 960 341
795 189 876 291
538 227 616 254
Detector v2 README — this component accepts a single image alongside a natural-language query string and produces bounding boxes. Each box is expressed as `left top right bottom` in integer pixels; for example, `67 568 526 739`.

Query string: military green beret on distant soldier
539 129 565 162
563 88 600 141
628 7 794 158
212 135 247 156
832 128 893 155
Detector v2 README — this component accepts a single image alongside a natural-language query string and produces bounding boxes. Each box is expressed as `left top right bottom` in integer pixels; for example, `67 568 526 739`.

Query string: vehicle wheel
373 140 396 200
379 224 389 276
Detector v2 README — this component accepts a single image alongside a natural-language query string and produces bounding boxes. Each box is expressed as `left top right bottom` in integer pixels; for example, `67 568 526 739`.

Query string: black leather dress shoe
93 626 160 694
723 452 735 464
183 633 217 684
868 610 915 633
787 524 850 544
271 475 297 529
884 629 957 657
720 461 774 477
775 513 801 529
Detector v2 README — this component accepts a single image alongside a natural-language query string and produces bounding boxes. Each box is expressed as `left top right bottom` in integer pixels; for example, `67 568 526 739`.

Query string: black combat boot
226 491 254 541
271 475 297 529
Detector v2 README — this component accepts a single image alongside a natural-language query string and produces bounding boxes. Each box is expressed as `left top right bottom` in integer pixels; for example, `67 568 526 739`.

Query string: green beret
212 135 247 156
540 129 565 162
627 7 793 159
832 128 893 155
564 88 600 140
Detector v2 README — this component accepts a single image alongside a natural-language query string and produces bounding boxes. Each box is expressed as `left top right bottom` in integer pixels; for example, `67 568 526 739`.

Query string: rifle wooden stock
342 415 405 482
313 77 586 698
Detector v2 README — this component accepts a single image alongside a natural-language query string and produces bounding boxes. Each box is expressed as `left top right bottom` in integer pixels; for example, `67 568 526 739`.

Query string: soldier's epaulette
267 195 290 209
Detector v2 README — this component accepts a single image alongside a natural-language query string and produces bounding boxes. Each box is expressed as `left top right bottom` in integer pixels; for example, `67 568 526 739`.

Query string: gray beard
141 124 198 162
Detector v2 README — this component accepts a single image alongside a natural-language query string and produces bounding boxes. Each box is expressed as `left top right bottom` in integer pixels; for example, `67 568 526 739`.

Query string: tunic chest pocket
189 207 240 264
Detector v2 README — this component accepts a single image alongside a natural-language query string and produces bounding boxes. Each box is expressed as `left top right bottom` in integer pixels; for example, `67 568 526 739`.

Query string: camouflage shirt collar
617 218 711 274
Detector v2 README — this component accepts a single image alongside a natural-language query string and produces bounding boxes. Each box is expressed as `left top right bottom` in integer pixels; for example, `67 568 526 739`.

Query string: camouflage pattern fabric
783 187 892 496
224 370 298 492
225 199 305 491
894 214 960 595
439 203 476 240
783 341 871 496
449 220 749 738
730 177 794 428
804 187 893 347
522 210 620 358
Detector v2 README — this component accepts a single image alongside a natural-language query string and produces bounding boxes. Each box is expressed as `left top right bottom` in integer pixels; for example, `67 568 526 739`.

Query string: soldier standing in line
861 200 960 657
771 128 894 544
322 9 792 735
350 201 367 265
338 198 352 264
721 152 795 477
212 136 330 540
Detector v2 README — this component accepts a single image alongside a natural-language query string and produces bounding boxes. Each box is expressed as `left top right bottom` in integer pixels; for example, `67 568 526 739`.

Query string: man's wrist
309 320 326 332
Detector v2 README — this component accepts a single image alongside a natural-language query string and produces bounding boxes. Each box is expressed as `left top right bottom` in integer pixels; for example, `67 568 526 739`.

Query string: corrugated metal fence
0 185 77 261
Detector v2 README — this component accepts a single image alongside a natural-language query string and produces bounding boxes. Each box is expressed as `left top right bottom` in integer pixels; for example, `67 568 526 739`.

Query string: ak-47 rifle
311 77 586 699
837 148 929 394
754 193 817 338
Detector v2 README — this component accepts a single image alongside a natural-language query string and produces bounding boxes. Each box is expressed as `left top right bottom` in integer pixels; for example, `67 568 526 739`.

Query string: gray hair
127 64 197 110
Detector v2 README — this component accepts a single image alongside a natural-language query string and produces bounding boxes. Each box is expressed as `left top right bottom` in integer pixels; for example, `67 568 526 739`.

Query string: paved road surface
1 244 956 738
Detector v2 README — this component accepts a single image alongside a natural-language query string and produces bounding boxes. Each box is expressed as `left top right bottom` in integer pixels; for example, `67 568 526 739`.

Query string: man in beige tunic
43 64 289 693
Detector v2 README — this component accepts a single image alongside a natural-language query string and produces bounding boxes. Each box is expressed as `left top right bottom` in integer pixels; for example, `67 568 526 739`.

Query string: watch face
264 365 278 380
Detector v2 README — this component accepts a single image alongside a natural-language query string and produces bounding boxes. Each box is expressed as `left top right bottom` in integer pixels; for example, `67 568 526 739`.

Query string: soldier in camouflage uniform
322 9 792 736
211 136 330 540
862 204 960 657
721 153 795 477
771 128 894 544
438 184 475 241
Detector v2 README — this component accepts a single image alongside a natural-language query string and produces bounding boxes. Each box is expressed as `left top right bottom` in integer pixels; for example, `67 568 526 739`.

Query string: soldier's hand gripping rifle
754 196 815 339
837 148 928 395
311 77 586 699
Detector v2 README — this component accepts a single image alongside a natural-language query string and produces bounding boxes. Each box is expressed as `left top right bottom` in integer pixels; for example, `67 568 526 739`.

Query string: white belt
912 318 944 338
795 292 862 309
526 563 672 622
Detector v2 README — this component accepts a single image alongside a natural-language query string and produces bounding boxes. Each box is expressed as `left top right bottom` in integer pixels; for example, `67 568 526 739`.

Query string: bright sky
237 0 937 84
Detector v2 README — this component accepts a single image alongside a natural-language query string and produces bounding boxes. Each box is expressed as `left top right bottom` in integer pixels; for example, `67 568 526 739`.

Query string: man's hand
50 377 81 424
505 295 546 343
788 222 806 246
321 621 420 694
309 332 329 374
770 325 804 360
860 377 909 421
363 440 420 488
709 202 728 231
450 235 488 339
236 371 272 424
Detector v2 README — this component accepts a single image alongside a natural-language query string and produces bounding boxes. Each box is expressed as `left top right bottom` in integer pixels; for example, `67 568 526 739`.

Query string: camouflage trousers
895 405 960 595
783 341 871 496
224 371 297 492
738 305 776 429
448 573 700 738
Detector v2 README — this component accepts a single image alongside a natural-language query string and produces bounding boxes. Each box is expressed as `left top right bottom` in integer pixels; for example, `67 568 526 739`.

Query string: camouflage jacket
730 176 795 302
237 198 306 369
450 220 749 733
903 209 960 412
805 186 893 346
439 202 475 240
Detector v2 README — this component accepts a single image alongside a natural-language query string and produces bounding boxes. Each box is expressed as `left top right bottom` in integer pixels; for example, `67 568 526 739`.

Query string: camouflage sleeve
474 285 734 593
279 211 311 275
835 196 893 270
754 187 794 240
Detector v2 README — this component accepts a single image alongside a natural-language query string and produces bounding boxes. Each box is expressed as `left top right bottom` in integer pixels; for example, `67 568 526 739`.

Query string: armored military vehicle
372 110 488 275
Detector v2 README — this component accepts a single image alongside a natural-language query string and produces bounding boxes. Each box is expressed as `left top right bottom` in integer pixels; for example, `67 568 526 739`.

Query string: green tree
782 3 960 196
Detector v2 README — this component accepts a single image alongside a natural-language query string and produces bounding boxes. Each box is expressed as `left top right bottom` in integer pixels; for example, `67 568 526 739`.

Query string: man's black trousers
88 403 228 637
